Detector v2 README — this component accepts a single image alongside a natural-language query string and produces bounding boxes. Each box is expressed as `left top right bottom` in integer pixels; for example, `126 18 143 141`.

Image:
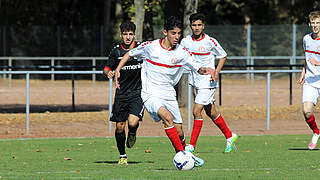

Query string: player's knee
162 119 174 128
116 122 125 132
303 102 314 119
303 110 313 119
193 109 202 119
162 112 174 122
128 122 139 132
205 109 218 120
128 120 138 128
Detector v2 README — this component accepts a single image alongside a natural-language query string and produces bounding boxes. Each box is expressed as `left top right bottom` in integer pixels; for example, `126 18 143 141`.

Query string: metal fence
0 69 302 134
1 55 305 82
0 25 311 57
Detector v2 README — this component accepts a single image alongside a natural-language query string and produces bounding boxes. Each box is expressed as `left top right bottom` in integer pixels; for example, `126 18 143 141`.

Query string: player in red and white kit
115 16 217 167
299 11 320 150
180 13 238 153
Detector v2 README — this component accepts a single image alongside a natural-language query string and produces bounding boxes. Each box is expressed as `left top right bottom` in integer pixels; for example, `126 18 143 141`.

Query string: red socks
190 119 203 148
306 114 320 135
213 114 232 139
165 126 184 152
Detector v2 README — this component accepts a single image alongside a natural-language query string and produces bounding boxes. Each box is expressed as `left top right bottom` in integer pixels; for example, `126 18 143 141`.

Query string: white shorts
143 96 183 124
303 84 320 105
194 88 216 105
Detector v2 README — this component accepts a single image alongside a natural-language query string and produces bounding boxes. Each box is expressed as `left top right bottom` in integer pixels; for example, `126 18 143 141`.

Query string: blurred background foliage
0 0 318 60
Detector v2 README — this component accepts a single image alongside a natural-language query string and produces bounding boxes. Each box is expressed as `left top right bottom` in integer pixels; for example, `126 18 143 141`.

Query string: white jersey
129 39 201 100
181 33 227 89
304 33 320 88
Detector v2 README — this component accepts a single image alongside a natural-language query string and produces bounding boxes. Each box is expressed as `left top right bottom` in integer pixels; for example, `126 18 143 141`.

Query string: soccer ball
173 150 195 170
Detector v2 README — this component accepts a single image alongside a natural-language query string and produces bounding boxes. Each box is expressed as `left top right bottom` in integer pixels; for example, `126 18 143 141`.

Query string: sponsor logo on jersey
199 46 205 52
121 63 142 70
171 58 178 64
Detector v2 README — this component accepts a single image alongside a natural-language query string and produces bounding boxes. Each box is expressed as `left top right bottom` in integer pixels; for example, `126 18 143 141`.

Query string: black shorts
110 95 144 122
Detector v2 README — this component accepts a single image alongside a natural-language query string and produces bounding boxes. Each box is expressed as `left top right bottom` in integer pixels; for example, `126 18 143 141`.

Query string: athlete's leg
205 103 238 152
189 103 204 148
158 106 184 152
174 123 186 148
204 103 232 139
302 84 320 145
126 114 140 148
303 102 319 134
303 102 320 150
115 121 127 162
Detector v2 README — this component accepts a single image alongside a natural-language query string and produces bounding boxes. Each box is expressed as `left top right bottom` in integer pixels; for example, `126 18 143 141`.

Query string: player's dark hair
189 13 206 24
120 21 136 33
164 16 183 31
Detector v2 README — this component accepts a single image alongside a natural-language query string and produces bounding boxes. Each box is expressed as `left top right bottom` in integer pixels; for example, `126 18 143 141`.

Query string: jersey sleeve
303 36 306 52
180 38 186 47
105 47 117 71
182 49 201 72
209 38 227 59
129 42 147 59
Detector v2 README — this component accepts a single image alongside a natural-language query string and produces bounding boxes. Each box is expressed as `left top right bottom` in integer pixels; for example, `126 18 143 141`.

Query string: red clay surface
0 75 318 139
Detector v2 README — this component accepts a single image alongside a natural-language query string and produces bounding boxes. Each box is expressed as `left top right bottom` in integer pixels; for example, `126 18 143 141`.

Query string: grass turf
0 135 319 180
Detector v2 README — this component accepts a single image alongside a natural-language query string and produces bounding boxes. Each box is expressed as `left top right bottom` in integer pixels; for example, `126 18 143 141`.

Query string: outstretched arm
114 52 131 89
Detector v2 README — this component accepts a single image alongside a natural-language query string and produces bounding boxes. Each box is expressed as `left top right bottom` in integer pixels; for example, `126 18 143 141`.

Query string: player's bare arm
299 67 306 85
215 56 227 79
114 52 131 89
198 67 216 81
308 58 320 66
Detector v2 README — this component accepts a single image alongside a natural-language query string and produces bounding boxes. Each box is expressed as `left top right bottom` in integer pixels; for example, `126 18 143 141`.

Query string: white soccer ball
173 150 195 170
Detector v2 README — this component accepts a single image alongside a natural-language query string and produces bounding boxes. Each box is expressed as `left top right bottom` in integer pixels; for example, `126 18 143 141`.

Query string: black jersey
105 41 142 98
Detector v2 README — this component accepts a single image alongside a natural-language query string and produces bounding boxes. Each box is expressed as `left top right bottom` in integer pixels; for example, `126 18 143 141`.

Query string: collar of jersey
192 33 206 41
159 39 176 51
121 41 136 50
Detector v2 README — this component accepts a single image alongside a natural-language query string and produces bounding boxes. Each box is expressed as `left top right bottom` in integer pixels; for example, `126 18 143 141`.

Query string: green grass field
0 135 319 180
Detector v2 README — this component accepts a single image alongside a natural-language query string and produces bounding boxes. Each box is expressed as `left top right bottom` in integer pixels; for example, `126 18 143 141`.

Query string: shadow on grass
154 168 175 171
288 148 320 151
94 161 154 164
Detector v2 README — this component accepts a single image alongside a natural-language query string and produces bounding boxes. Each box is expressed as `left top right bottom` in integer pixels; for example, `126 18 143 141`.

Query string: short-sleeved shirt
128 39 201 101
303 33 320 88
105 41 142 98
181 33 227 89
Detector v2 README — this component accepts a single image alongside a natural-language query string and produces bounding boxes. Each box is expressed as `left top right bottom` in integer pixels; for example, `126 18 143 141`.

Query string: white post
109 78 113 131
92 58 96 83
51 58 55 82
26 73 30 134
8 57 12 88
246 25 251 80
187 75 192 131
250 57 254 82
267 72 271 130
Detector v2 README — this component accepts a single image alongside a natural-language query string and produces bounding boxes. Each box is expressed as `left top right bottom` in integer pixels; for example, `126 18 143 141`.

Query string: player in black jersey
104 21 144 165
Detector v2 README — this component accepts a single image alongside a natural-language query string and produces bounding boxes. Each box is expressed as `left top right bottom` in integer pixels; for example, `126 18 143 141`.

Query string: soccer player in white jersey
299 11 320 150
180 13 238 153
114 16 217 167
